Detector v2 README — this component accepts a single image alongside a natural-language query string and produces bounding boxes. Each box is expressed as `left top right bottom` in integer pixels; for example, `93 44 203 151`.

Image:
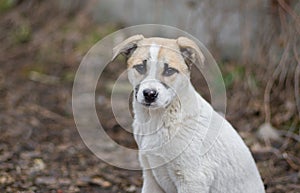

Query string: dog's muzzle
143 88 158 104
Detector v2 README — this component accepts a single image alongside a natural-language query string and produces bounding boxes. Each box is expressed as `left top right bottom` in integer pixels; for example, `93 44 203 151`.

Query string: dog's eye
163 63 179 76
133 61 147 74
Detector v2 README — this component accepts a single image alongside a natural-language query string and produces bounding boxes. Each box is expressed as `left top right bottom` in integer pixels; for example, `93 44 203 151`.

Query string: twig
284 131 300 143
289 184 300 189
282 152 300 170
264 42 290 123
293 44 300 119
278 129 300 143
277 0 300 34
278 6 289 88
279 120 297 151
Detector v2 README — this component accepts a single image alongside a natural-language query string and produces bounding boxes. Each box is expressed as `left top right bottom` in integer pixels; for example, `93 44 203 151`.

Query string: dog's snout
143 89 158 103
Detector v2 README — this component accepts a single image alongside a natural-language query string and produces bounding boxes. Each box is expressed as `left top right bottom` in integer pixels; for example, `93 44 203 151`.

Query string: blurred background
0 0 299 192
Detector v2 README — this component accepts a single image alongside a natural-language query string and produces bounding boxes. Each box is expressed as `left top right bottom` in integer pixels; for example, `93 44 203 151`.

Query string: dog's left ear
111 34 144 61
177 37 205 69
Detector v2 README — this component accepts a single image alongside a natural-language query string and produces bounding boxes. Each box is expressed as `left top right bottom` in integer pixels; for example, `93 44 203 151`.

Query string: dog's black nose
143 89 158 103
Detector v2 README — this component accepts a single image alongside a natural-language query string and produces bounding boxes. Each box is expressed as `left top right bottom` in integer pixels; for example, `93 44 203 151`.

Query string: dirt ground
0 1 299 193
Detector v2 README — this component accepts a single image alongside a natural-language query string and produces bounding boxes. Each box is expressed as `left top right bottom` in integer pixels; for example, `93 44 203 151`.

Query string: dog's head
112 35 205 108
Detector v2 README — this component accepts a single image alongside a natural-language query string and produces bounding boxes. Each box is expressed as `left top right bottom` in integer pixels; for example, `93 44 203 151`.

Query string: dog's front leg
141 169 165 193
140 155 165 193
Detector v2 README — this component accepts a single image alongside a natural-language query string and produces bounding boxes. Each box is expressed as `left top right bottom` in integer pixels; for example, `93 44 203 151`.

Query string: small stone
30 158 46 173
20 151 40 159
68 185 80 192
58 178 71 185
5 187 12 192
0 173 14 185
91 176 112 188
35 176 57 185
76 176 90 187
101 180 112 188
125 185 136 192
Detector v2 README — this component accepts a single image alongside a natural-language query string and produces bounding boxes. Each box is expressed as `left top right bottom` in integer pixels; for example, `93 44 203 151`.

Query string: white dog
112 35 265 193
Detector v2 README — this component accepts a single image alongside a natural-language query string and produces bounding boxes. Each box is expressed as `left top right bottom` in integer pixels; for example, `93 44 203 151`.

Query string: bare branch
264 42 290 123
293 43 300 119
277 0 300 34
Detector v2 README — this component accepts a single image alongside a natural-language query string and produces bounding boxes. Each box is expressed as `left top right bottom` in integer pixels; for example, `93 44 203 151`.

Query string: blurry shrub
76 24 119 52
222 65 245 89
13 23 31 44
0 0 17 13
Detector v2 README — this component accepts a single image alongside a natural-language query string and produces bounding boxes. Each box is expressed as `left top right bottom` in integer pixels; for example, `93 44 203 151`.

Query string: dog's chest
133 104 191 192
133 103 182 150
134 118 178 151
133 100 204 192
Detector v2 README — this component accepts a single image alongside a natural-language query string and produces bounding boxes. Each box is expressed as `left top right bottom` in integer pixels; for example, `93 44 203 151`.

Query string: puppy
112 35 265 193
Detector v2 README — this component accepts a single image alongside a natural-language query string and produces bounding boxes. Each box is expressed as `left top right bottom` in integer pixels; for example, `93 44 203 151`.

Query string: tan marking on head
158 47 188 73
127 45 149 68
127 37 188 74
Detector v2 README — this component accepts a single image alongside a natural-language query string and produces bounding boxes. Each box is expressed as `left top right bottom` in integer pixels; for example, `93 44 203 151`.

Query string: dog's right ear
111 34 144 61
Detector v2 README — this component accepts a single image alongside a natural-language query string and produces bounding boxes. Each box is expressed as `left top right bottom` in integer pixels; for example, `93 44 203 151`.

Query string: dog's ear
177 37 205 69
111 34 144 61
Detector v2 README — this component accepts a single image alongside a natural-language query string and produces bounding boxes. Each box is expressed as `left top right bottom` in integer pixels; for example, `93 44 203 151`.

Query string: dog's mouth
139 100 171 109
140 101 157 108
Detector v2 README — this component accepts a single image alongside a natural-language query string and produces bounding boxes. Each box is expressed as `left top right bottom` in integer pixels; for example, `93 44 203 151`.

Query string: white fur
129 43 265 193
135 43 174 108
149 43 160 62
148 44 159 78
